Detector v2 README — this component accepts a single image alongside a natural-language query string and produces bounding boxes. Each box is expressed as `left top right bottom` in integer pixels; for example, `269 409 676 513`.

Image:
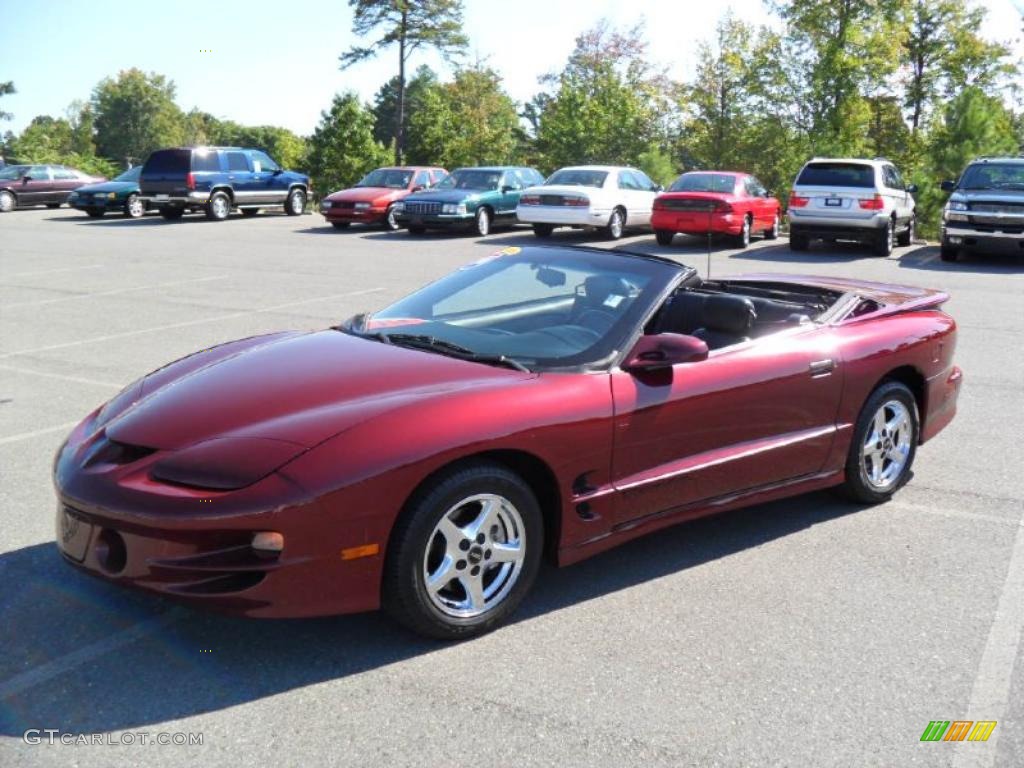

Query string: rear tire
285 187 305 216
604 208 625 240
655 229 674 246
86 208 105 218
873 218 894 257
382 462 543 640
940 238 959 262
532 223 554 238
789 231 809 251
205 191 231 221
839 381 919 504
159 207 184 220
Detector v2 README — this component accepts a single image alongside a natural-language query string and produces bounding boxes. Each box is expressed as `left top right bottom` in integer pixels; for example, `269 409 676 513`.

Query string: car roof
968 156 1024 165
518 244 689 272
681 170 745 176
452 166 533 172
553 165 632 172
805 158 886 166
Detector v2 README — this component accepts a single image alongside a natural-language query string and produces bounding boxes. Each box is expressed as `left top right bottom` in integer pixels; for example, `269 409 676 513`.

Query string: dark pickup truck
941 156 1024 262
139 146 310 221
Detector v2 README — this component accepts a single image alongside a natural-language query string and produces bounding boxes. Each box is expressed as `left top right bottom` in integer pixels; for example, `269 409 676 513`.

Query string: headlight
150 437 306 490
947 200 968 212
442 203 467 215
68 192 79 199
320 200 333 210
354 202 371 210
107 192 117 200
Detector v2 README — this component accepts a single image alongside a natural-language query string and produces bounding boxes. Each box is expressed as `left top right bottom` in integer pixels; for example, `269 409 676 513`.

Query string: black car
940 157 1024 262
139 146 310 221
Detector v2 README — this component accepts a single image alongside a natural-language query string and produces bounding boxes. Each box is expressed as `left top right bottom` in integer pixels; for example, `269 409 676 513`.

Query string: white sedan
516 165 661 239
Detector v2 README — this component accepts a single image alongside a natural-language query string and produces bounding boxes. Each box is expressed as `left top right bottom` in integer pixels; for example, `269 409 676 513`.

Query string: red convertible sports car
54 246 961 639
652 171 781 248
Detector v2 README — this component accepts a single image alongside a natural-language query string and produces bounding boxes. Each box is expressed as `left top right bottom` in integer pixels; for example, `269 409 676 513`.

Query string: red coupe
320 166 447 231
54 246 961 639
652 171 782 248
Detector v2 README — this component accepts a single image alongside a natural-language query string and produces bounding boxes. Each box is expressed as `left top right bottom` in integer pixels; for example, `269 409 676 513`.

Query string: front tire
532 223 554 238
383 462 543 640
604 208 625 240
384 204 399 231
124 194 144 219
840 381 919 504
474 207 492 237
285 187 305 216
205 191 231 221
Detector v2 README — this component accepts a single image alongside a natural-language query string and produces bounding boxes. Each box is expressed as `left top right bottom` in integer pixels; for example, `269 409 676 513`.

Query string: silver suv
787 158 916 256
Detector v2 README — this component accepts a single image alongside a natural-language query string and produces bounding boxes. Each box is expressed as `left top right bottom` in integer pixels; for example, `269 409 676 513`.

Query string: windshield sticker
496 246 521 256
604 294 624 309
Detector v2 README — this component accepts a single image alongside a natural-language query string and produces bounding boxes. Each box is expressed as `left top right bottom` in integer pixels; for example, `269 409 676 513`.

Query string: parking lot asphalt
1 207 1022 768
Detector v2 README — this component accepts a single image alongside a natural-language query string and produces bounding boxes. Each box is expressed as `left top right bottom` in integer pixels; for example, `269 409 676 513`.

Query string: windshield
669 173 737 193
0 165 28 180
436 170 502 191
350 248 683 371
357 168 414 189
960 163 1024 190
546 169 608 188
115 166 142 183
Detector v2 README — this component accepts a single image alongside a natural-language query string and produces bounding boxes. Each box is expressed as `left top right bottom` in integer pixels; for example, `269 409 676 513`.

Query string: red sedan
54 246 961 639
320 166 447 231
652 171 781 248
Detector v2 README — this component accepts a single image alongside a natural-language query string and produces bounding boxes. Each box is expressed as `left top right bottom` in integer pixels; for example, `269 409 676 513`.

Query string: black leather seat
571 275 633 334
692 295 757 349
651 290 708 335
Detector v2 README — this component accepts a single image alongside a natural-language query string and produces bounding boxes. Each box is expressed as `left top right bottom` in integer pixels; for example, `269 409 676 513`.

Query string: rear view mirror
940 180 956 193
906 184 918 194
623 333 708 372
535 266 566 288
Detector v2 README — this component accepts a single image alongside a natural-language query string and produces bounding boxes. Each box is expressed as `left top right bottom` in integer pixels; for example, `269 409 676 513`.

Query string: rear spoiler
839 291 950 325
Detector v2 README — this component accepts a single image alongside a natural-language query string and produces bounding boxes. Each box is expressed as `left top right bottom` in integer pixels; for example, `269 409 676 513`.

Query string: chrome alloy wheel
422 493 526 618
212 195 230 219
861 399 912 491
771 214 780 238
126 194 144 218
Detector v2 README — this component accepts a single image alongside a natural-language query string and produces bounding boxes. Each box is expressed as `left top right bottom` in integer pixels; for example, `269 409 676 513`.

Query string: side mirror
906 184 918 194
623 333 708 372
22 175 31 182
411 185 425 192
272 168 283 176
655 184 665 193
501 185 518 194
940 180 956 193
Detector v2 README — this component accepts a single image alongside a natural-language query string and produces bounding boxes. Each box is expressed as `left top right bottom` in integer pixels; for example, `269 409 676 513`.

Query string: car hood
950 189 1024 205
327 187 407 204
74 180 138 194
105 330 530 451
404 188 490 204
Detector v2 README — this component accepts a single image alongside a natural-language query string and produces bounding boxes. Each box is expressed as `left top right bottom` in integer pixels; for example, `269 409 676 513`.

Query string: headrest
700 295 757 334
581 275 632 306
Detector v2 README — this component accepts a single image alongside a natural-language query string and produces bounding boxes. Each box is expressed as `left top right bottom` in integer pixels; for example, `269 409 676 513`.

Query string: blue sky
1 0 1021 138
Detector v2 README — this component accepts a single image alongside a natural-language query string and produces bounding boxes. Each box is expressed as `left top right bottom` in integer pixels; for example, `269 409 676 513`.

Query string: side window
751 177 767 197
52 166 77 180
882 166 899 189
413 171 431 188
29 165 50 180
250 151 279 173
192 151 222 172
617 171 637 190
501 171 521 190
633 170 657 191
890 166 905 189
226 152 250 173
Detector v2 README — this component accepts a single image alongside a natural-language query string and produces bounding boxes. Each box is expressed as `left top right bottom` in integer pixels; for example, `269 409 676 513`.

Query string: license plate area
824 198 842 207
58 508 93 562
154 194 169 201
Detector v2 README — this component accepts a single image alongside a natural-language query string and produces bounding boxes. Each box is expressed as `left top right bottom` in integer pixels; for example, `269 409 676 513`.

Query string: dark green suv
394 166 544 236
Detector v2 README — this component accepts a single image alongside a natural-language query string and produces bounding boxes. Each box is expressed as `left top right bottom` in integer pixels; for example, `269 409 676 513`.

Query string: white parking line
953 517 1024 767
0 363 124 389
0 610 184 700
4 275 229 308
0 422 80 446
0 287 385 360
2 263 105 279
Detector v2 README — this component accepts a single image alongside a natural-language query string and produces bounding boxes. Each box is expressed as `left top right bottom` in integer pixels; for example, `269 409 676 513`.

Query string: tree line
1 0 1021 236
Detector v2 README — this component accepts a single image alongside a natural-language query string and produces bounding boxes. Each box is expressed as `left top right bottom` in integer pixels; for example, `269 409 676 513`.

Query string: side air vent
84 435 157 468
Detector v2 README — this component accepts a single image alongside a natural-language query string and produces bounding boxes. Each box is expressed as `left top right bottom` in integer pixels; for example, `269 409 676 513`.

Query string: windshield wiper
386 334 531 372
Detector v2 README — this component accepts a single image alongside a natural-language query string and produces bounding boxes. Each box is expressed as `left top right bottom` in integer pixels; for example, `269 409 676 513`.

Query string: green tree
0 81 14 121
306 93 390 195
209 121 308 169
340 0 468 163
534 21 676 170
66 100 96 156
440 63 522 167
913 86 1019 236
370 65 439 149
92 69 184 165
7 116 74 161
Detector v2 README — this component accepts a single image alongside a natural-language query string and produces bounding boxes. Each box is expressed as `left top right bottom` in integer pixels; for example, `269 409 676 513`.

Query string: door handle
809 359 836 376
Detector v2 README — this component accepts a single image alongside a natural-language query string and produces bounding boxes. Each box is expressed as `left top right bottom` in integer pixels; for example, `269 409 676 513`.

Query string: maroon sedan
54 246 961 639
320 166 447 231
0 164 105 212
652 171 781 248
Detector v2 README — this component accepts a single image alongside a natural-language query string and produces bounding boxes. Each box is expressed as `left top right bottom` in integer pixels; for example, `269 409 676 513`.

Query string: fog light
95 529 127 574
251 531 284 554
948 236 962 244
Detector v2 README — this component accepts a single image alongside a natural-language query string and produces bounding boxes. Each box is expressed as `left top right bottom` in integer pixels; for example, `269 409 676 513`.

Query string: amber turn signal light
251 531 285 553
340 543 380 561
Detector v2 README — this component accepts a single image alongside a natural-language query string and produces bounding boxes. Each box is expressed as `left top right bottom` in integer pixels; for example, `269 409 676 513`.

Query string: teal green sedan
393 166 544 236
68 166 148 218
